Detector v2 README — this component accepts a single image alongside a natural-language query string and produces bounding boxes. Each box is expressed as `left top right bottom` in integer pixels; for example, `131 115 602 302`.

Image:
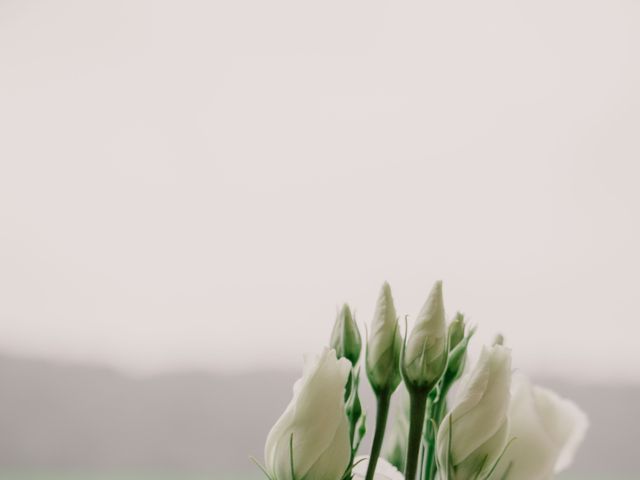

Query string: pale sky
0 0 639 381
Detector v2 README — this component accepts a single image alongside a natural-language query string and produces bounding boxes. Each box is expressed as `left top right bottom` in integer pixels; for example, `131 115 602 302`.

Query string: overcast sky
0 0 638 381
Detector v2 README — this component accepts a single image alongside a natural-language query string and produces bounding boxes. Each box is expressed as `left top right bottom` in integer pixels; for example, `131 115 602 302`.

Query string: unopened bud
346 387 362 423
330 304 362 365
366 282 402 394
445 332 472 384
402 281 447 392
448 312 466 352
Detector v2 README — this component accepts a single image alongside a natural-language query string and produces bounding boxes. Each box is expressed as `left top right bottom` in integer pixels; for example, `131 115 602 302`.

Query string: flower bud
448 312 465 352
366 282 402 394
444 314 470 384
401 281 447 392
444 339 469 386
346 381 363 427
344 367 366 451
437 345 512 480
264 348 351 480
330 303 362 365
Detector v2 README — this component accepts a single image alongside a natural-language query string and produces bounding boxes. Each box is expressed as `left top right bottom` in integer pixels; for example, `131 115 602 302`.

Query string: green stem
404 389 428 480
423 386 450 480
419 443 427 480
347 369 357 447
364 390 392 480
421 396 435 480
422 403 438 480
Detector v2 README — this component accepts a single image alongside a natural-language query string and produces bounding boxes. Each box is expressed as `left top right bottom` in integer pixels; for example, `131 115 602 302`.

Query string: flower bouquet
254 281 588 480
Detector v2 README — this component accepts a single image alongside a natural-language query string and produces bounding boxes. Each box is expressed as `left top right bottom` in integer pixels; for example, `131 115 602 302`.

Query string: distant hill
0 354 637 476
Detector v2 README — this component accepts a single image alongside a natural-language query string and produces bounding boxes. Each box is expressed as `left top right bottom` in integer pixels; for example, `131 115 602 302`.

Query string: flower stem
422 400 438 480
423 385 450 480
404 389 428 480
364 390 392 480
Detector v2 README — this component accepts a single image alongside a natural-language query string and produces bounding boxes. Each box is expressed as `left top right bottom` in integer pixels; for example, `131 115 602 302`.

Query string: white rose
264 348 351 480
352 456 405 480
437 345 512 480
488 373 589 480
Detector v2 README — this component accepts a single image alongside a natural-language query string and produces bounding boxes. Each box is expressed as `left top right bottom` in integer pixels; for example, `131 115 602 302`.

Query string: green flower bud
493 333 505 346
402 281 447 392
443 313 469 384
448 312 466 352
366 282 402 394
330 304 362 365
346 387 362 424
444 330 471 384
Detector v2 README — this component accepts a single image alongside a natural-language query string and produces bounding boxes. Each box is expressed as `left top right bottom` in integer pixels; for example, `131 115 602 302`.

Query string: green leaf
249 456 273 480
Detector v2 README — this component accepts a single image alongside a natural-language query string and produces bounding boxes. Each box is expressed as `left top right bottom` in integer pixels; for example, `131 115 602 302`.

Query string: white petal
532 385 589 473
439 346 511 465
264 402 296 475
304 411 351 480
264 348 351 480
291 349 350 477
352 456 405 480
437 346 512 480
488 374 589 480
489 375 555 480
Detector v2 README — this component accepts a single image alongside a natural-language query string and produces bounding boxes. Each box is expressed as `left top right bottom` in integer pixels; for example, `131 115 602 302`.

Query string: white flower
437 345 512 480
487 373 589 480
367 282 402 393
264 348 351 480
352 456 405 480
402 281 447 390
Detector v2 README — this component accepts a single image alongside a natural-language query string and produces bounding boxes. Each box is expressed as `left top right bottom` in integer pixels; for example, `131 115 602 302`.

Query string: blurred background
0 0 639 479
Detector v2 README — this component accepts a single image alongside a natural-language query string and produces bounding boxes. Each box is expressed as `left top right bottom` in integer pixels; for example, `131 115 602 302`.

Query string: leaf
249 456 273 480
